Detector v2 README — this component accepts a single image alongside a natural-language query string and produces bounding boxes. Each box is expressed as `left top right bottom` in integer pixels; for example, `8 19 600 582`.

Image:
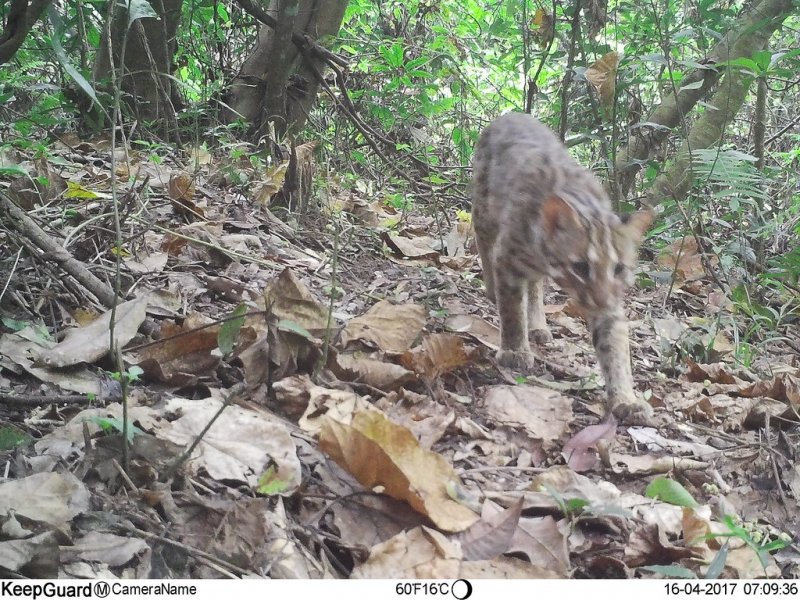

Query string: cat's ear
541 195 581 236
620 209 654 242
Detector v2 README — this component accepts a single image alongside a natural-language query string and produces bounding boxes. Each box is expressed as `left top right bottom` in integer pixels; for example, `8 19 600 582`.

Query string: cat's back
475 112 561 158
472 113 600 211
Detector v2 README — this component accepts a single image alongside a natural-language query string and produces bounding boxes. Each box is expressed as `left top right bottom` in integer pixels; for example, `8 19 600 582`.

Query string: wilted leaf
319 410 478 532
585 51 619 109
154 397 301 493
342 301 426 354
456 499 523 560
0 472 90 528
263 268 329 333
562 419 616 471
400 333 472 378
36 295 149 367
336 353 416 391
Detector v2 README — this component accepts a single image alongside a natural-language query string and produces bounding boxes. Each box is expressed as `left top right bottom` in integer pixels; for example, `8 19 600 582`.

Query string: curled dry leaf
131 313 220 385
263 268 330 333
279 374 376 434
456 499 523 560
337 353 417 391
585 51 619 110
352 526 561 578
657 236 717 283
319 410 478 532
382 232 441 262
444 313 500 350
400 333 472 379
0 331 114 396
562 418 617 471
341 300 426 354
36 295 149 368
0 472 90 529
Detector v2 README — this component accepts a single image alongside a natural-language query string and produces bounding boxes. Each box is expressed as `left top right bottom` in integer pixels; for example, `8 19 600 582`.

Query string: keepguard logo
0 582 92 599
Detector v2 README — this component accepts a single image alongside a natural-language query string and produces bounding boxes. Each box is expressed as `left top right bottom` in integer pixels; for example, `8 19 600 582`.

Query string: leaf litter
0 139 798 580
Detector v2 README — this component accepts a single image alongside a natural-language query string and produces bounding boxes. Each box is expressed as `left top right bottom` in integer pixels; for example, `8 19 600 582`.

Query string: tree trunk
93 0 183 128
613 0 795 201
223 0 348 138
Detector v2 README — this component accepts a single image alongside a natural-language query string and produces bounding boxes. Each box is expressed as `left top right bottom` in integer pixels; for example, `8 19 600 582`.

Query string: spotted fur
471 112 653 422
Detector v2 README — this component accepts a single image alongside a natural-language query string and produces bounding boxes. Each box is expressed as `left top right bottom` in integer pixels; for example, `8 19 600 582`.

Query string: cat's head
540 195 652 312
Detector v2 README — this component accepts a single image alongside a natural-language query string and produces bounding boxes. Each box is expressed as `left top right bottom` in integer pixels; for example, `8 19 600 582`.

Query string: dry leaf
483 385 573 442
319 410 478 532
155 397 301 493
456 499 523 560
562 418 617 471
400 333 471 378
585 51 619 110
36 295 149 368
263 268 330 333
342 301 426 354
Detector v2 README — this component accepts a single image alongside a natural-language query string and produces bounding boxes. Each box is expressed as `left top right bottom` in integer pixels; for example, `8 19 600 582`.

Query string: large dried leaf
154 397 301 493
0 331 112 396
263 268 329 333
445 313 500 349
585 51 619 109
0 472 89 528
342 301 426 353
61 532 150 568
352 526 560 578
657 236 717 282
0 532 60 577
337 353 417 391
482 385 573 442
456 499 523 560
130 313 220 384
562 419 617 471
400 333 472 378
36 295 149 367
319 410 478 532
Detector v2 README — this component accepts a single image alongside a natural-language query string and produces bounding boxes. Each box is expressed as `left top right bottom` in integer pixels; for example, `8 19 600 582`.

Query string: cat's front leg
495 273 535 369
588 308 653 423
527 276 552 345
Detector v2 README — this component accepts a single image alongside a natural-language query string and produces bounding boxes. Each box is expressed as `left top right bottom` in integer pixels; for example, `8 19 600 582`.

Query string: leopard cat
471 112 653 422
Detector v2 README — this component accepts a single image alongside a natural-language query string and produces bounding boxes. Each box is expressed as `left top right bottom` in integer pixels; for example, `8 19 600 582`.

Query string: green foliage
645 477 699 507
218 304 247 356
0 425 32 451
86 416 143 443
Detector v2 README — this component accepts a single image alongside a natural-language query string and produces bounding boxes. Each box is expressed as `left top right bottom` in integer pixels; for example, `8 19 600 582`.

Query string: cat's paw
496 349 535 370
609 396 654 425
530 328 552 345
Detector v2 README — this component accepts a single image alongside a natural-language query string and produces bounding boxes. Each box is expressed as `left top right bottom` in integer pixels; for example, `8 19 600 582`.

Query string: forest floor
1 135 799 579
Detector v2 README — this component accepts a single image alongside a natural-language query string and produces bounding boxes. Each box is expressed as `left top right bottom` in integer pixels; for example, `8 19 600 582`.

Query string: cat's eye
614 263 625 276
571 261 590 279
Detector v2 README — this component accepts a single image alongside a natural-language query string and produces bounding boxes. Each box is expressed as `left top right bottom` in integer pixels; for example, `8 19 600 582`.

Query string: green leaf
64 181 100 200
218 304 247 356
641 565 697 578
0 425 32 451
47 8 101 110
276 319 314 340
0 165 28 177
257 465 291 495
705 542 729 578
645 476 699 507
86 416 143 443
125 0 159 28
